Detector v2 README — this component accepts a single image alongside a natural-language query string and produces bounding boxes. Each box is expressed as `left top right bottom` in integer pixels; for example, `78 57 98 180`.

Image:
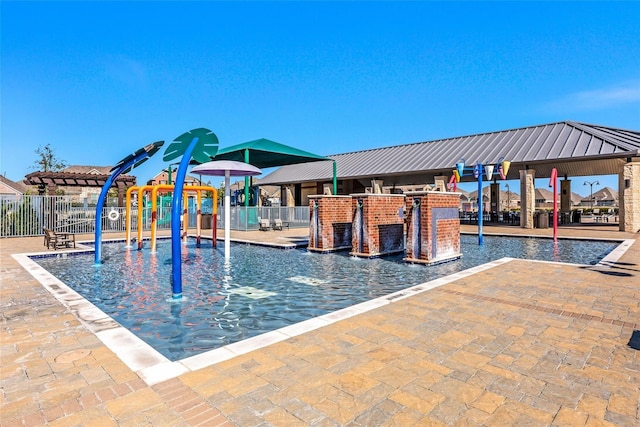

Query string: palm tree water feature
93 128 220 299
162 128 220 299
33 235 620 361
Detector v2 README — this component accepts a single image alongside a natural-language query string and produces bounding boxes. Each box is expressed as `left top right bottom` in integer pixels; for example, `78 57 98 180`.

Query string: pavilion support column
281 185 296 207
519 169 536 229
490 183 500 214
47 183 56 230
619 157 640 232
560 179 571 213
117 187 125 207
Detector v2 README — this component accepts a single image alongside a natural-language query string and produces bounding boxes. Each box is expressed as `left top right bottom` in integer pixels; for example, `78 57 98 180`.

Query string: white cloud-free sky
2 1 639 193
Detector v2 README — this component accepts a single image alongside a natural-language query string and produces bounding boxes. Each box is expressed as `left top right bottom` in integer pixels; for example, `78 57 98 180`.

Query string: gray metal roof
258 121 640 186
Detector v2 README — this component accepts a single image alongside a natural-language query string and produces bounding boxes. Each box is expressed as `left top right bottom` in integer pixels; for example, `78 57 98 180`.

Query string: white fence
220 206 310 231
1 195 310 237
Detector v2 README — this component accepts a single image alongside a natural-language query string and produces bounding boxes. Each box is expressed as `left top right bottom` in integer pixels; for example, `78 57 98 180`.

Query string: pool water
34 235 617 361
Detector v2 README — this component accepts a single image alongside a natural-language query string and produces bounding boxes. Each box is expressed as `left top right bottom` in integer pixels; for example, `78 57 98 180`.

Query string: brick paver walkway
1 225 638 426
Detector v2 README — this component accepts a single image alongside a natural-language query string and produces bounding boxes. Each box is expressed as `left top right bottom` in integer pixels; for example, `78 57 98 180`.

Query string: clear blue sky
2 1 639 196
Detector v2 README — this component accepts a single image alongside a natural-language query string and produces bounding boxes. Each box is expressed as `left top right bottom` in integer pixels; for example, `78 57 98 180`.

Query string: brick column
404 191 461 265
350 194 405 258
620 158 640 232
308 195 353 252
520 169 536 229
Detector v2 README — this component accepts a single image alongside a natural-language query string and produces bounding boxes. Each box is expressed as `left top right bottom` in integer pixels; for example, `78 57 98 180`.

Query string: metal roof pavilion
258 121 640 186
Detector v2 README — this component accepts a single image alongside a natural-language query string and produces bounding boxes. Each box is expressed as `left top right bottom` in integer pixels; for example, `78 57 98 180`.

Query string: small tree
31 144 67 172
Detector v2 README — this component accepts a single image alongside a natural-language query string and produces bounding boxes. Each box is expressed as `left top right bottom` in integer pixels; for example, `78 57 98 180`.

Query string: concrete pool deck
1 224 638 426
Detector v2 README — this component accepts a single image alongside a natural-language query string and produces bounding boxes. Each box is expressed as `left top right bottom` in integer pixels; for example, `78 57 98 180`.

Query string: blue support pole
95 162 139 264
94 172 119 264
170 137 200 299
477 164 484 246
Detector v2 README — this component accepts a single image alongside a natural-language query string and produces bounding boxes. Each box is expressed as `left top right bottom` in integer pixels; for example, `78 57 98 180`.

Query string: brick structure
308 195 353 252
404 191 461 265
350 194 405 258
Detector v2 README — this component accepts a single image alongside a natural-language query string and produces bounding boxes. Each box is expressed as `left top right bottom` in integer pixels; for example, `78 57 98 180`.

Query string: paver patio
1 224 638 426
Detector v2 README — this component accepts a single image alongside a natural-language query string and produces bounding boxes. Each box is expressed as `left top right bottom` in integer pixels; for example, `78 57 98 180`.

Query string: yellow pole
150 184 175 253
136 185 155 250
151 186 159 253
128 184 217 251
137 187 145 250
125 186 138 247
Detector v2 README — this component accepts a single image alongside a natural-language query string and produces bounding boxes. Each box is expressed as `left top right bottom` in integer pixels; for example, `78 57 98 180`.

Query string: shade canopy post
224 170 231 259
244 149 250 207
191 160 262 260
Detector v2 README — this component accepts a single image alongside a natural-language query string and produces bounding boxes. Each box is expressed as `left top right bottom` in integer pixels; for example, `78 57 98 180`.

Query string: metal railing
1 195 311 237
0 195 128 237
219 206 310 231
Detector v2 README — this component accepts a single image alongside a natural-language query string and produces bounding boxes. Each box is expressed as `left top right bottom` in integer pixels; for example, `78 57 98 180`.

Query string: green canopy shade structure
211 138 336 205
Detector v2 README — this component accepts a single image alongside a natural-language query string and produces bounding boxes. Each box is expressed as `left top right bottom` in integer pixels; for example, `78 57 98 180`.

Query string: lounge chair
272 218 283 231
259 219 271 231
43 227 76 249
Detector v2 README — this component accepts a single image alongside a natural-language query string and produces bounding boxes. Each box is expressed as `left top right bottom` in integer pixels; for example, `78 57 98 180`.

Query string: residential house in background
534 188 583 209
570 191 583 207
147 169 202 186
467 187 519 212
57 166 123 204
580 187 618 208
0 175 28 199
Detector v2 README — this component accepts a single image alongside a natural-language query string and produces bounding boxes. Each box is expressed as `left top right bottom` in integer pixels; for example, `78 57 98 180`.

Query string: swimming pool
33 235 618 361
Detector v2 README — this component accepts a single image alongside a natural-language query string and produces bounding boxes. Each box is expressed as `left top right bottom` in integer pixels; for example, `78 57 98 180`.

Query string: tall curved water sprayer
163 128 219 299
94 141 165 265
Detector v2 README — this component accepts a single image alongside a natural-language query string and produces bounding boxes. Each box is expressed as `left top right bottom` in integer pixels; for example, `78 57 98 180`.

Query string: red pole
212 214 217 248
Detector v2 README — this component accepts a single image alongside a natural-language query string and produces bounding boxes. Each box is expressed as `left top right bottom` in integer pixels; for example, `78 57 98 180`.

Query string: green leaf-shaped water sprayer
163 128 219 164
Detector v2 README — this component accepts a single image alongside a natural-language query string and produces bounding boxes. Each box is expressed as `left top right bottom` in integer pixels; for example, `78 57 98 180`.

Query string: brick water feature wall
404 191 461 264
308 195 353 252
350 194 405 258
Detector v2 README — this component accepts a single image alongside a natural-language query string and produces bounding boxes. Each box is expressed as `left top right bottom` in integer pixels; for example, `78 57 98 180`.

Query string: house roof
63 165 113 174
581 187 618 202
535 188 554 201
467 187 519 200
148 170 200 184
0 175 28 195
259 121 640 186
570 192 584 204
